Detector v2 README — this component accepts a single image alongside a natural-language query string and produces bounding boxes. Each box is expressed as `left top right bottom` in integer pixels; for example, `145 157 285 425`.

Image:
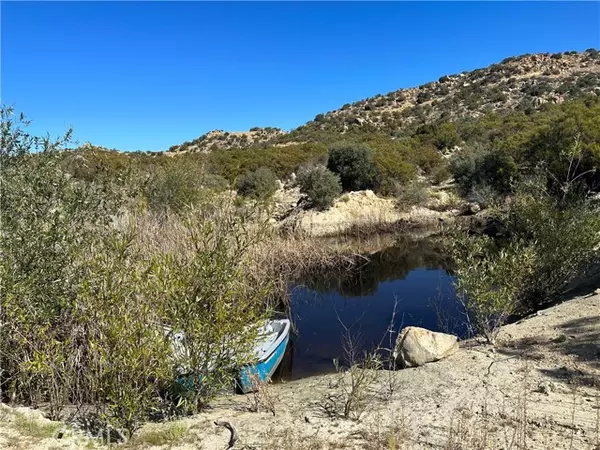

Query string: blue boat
236 318 291 393
165 318 291 394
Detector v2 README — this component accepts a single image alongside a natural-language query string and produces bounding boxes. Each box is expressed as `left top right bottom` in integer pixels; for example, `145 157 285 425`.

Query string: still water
278 237 465 380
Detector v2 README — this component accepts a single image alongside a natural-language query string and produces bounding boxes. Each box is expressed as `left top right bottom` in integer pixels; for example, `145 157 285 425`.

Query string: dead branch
215 420 238 449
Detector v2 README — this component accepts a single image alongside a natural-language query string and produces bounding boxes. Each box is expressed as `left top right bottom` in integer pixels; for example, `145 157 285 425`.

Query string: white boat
236 318 291 393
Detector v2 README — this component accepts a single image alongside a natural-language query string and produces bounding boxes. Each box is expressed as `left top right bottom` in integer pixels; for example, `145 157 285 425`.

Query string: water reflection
280 236 463 380
301 236 453 297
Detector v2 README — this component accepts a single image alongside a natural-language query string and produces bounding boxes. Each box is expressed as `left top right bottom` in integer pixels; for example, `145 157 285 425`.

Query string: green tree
297 166 342 210
236 167 279 199
327 142 380 191
451 146 519 195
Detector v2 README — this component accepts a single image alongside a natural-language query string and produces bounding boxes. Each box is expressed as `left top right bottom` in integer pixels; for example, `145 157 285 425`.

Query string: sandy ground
278 190 458 237
1 289 599 449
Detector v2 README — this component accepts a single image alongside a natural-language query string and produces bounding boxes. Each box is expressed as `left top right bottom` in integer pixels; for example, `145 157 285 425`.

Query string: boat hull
237 333 289 393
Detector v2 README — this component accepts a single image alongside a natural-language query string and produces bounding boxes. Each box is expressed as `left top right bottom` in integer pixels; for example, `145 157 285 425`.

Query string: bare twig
215 420 238 449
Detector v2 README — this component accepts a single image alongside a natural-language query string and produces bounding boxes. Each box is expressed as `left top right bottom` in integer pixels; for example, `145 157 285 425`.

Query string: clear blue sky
2 2 599 151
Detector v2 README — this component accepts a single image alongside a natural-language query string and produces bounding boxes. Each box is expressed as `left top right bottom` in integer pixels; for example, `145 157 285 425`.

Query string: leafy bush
453 180 600 343
450 146 519 195
505 182 600 311
0 108 273 437
200 173 230 191
236 167 279 199
372 149 415 195
144 159 207 213
327 142 380 191
208 142 327 181
453 237 535 344
296 166 342 210
151 202 270 411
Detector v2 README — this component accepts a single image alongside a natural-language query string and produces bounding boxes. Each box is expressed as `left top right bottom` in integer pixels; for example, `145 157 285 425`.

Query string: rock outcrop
393 326 459 368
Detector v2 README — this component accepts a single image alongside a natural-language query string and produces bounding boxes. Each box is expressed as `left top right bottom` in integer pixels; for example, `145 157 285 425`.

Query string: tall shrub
327 142 380 191
236 166 279 199
297 166 342 210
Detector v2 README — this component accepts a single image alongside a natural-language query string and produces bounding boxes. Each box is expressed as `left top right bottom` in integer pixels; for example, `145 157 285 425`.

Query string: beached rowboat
236 318 291 393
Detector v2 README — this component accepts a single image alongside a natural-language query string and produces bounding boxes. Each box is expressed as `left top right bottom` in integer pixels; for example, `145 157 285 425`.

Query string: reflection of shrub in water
302 236 452 296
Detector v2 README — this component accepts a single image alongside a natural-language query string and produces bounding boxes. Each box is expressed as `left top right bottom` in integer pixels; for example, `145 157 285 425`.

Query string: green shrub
453 236 535 344
372 149 415 195
432 122 460 150
236 166 279 199
297 166 342 210
505 182 600 311
0 107 273 437
453 180 600 343
201 173 230 191
208 142 327 181
451 146 519 195
144 159 207 213
152 201 271 411
327 142 380 191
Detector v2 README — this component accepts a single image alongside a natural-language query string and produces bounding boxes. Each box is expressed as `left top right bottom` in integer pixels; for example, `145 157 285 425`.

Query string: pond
276 236 467 380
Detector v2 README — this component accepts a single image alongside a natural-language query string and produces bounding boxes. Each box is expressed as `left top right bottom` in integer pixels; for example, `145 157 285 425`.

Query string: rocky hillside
168 127 287 153
288 50 600 140
168 50 600 153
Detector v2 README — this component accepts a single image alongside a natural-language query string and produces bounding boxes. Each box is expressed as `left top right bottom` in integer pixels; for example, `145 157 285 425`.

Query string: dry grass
246 375 279 416
127 422 189 447
11 412 63 439
132 204 396 308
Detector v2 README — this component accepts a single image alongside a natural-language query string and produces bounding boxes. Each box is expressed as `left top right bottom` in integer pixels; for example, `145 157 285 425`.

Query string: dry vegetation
2 50 600 449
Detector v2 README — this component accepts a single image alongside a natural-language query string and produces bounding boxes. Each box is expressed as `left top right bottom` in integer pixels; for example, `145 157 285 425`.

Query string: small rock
552 334 568 343
537 381 555 395
393 326 459 368
469 202 481 214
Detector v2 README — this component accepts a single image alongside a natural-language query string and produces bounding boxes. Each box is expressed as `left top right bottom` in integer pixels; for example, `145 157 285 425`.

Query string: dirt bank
277 189 459 237
2 290 599 449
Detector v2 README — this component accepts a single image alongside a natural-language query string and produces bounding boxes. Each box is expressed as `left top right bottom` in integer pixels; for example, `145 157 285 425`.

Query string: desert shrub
78 227 172 436
430 164 452 185
524 98 600 197
453 237 536 344
200 173 230 191
453 180 600 343
151 201 271 411
468 183 501 208
0 107 273 437
394 181 429 211
321 330 383 420
0 108 135 422
327 142 380 191
451 146 519 195
296 166 342 211
408 142 445 175
372 151 415 195
208 142 327 181
144 159 206 213
432 122 460 150
504 182 600 311
236 167 278 199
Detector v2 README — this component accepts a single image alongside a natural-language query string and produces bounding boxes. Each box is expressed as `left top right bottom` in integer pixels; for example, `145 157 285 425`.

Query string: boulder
393 326 459 368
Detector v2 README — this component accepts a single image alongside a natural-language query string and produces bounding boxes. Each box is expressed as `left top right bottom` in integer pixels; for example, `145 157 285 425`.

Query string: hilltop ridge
168 49 600 153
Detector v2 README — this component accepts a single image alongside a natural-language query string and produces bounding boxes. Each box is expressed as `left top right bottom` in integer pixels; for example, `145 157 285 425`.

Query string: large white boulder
393 326 459 368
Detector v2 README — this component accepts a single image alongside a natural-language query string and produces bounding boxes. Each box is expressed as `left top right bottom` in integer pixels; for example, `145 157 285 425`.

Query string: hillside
168 49 600 153
167 127 287 153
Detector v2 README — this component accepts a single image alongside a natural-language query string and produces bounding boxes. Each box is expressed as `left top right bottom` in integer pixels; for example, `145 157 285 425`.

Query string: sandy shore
1 289 599 449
